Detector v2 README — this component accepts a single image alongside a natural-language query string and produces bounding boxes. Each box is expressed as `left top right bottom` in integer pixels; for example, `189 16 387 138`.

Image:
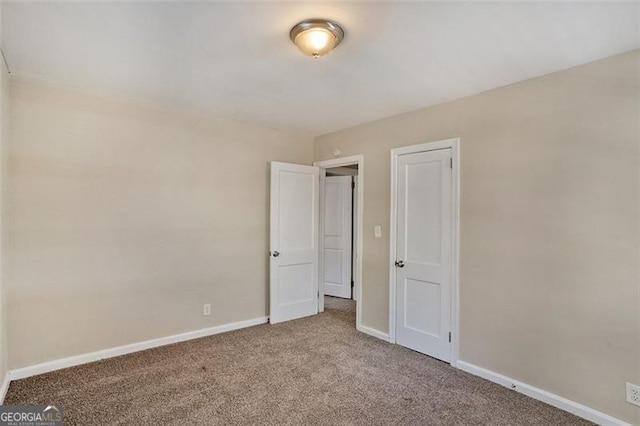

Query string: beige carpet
5 296 591 425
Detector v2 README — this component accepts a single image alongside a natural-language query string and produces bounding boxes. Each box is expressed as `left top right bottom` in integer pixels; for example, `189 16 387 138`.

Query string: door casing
389 139 460 366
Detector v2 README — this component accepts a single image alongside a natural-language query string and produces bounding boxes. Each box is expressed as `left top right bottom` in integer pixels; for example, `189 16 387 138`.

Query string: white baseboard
357 325 390 342
0 372 10 403
8 316 269 381
456 361 632 426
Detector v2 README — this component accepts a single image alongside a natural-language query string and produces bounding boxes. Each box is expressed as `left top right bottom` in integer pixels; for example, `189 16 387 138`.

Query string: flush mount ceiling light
290 19 345 59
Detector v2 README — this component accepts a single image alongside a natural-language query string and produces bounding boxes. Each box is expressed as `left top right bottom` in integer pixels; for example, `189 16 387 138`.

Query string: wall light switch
374 225 382 238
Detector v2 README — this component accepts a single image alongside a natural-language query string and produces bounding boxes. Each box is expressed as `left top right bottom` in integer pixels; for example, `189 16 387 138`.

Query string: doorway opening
322 165 358 324
314 155 364 332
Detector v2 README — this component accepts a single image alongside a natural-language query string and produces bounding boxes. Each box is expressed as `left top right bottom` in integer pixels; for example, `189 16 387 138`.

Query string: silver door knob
272 251 280 257
395 260 405 268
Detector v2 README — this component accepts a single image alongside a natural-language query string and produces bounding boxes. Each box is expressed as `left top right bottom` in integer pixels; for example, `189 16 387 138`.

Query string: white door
323 176 352 299
394 148 452 361
270 162 319 324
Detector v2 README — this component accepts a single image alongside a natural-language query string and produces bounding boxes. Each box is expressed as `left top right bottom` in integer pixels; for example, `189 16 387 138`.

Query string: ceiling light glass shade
290 19 344 58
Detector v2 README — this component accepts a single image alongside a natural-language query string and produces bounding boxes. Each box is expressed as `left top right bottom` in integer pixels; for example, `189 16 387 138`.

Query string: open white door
323 176 353 299
394 148 452 362
270 162 320 324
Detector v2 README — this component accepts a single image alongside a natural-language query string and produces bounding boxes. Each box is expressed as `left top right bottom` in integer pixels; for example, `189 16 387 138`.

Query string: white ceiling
3 2 639 136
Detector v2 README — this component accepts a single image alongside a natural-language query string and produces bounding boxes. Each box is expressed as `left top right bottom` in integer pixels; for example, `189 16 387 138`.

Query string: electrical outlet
203 304 211 316
627 383 640 407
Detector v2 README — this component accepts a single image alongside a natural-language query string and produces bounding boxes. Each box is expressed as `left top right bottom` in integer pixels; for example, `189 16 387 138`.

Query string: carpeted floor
5 296 591 425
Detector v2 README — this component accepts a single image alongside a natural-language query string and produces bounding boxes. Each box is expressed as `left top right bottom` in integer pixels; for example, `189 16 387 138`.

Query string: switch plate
203 304 211 316
374 225 382 238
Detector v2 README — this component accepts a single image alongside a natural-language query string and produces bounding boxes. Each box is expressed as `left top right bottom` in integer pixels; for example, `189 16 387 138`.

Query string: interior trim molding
456 361 632 426
357 325 390 342
0 372 10 403
7 316 269 381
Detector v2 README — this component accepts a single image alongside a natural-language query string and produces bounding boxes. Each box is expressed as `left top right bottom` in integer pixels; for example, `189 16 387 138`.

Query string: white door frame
314 155 364 332
389 139 460 366
352 175 358 302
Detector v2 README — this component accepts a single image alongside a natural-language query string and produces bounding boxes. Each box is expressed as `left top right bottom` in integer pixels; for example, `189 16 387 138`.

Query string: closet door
394 149 452 361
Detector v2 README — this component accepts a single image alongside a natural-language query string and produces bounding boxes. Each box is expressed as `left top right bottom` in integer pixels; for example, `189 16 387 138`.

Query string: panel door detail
270 162 320 324
395 149 452 361
323 176 353 299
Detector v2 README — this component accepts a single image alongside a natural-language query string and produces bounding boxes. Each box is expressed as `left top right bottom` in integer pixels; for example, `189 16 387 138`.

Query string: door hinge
351 280 354 288
449 332 452 343
351 181 355 189
449 157 453 169
317 290 320 299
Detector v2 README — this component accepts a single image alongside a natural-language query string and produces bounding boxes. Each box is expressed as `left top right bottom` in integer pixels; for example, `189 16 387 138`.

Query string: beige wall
0 3 9 387
5 47 638 422
315 50 640 424
7 79 313 369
